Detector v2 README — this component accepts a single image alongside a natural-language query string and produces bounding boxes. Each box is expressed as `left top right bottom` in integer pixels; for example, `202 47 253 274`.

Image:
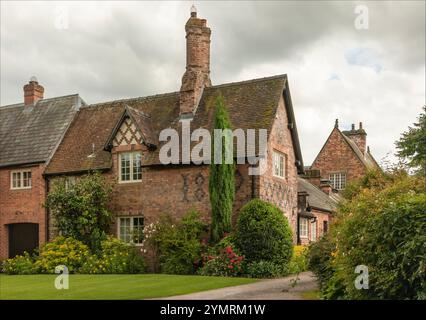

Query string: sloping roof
104 105 157 150
0 95 84 167
341 133 379 169
45 74 304 175
297 177 338 212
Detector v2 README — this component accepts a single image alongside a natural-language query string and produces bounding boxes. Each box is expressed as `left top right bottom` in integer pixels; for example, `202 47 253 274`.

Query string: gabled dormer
105 105 157 151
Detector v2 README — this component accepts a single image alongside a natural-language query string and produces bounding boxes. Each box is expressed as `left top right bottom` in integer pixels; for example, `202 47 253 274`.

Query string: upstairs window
329 172 346 190
118 216 144 244
11 170 32 190
119 152 142 183
273 151 286 178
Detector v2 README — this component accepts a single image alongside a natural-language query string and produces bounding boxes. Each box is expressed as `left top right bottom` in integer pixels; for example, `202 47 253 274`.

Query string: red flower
228 265 233 269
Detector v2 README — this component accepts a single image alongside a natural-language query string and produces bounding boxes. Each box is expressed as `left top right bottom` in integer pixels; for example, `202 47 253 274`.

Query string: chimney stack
179 6 211 118
319 179 332 195
342 121 367 153
24 76 44 105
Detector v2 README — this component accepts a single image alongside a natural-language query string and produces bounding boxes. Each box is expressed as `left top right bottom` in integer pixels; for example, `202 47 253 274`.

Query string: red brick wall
311 128 367 185
47 96 300 245
298 210 331 245
259 95 298 243
0 164 47 259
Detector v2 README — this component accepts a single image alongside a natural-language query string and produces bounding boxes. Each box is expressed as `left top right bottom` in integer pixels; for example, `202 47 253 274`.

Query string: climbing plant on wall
209 95 235 243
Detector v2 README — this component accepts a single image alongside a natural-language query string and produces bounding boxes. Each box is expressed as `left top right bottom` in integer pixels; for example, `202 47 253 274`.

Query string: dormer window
119 152 142 183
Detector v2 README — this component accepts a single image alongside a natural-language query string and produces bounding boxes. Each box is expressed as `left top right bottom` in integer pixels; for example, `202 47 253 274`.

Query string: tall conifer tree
209 95 235 243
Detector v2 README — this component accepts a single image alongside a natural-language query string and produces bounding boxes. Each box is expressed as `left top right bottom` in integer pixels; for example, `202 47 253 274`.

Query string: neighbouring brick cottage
297 177 339 245
0 79 84 259
44 9 305 246
306 119 380 191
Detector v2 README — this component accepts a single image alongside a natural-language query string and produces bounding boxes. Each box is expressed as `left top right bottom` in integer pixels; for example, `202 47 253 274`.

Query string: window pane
132 217 144 244
119 218 131 242
121 153 131 181
132 153 142 181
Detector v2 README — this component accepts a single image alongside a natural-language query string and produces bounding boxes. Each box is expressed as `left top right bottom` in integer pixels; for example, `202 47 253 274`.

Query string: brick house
44 9 305 245
0 79 84 259
306 119 380 191
296 177 339 245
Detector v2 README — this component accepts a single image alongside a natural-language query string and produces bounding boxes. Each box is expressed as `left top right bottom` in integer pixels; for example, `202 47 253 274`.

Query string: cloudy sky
1 1 425 165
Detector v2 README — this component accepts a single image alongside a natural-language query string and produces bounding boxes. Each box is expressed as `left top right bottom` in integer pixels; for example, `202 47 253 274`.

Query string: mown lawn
0 274 257 300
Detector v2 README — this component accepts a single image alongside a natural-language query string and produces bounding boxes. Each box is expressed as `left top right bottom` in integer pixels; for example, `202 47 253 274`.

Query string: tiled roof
341 133 379 169
0 95 84 167
45 74 304 175
297 177 338 212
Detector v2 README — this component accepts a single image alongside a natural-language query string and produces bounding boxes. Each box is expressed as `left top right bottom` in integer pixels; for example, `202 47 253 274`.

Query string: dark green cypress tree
209 95 235 243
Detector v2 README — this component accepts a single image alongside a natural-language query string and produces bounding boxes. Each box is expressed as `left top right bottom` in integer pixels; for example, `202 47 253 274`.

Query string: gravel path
159 271 318 300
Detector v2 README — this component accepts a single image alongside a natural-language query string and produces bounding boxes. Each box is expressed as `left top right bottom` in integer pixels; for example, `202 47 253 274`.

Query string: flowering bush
34 237 90 273
198 245 244 277
79 236 145 274
2 252 36 275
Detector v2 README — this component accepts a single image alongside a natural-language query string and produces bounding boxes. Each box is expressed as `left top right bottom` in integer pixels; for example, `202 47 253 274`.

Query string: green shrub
45 172 113 252
310 172 426 300
2 252 35 275
144 211 208 275
246 260 284 278
79 237 145 274
236 199 293 265
198 245 244 277
287 245 309 275
34 237 90 273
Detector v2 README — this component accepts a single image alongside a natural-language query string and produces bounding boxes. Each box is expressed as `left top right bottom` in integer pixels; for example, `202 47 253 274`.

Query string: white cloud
1 1 424 167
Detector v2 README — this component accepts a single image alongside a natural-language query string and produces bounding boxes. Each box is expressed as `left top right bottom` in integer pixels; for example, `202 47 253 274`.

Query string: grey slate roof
0 95 84 167
298 177 339 212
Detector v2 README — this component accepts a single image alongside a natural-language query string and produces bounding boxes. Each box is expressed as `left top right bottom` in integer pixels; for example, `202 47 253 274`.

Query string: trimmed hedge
236 199 293 265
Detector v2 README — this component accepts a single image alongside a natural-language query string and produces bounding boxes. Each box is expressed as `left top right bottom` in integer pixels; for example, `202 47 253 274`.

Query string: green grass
0 274 257 300
300 290 320 300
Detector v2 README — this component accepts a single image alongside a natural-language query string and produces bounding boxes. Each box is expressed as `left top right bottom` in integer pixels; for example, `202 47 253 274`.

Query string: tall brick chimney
179 5 211 118
24 76 44 105
342 122 367 153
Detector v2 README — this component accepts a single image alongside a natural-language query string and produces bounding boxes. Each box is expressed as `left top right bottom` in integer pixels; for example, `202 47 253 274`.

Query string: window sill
118 180 142 185
10 187 32 190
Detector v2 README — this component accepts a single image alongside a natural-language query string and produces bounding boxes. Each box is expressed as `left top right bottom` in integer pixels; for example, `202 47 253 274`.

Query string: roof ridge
78 74 288 109
85 91 180 108
0 93 80 109
208 74 287 90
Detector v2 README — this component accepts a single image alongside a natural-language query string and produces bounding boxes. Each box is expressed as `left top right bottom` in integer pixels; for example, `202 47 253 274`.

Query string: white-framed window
10 170 32 190
117 216 144 244
299 218 308 238
65 176 76 190
310 221 317 241
329 172 347 190
273 150 286 178
119 152 142 183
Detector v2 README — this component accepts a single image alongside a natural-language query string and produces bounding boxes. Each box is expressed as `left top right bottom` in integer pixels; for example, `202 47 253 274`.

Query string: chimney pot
24 77 44 105
359 122 363 129
351 123 355 130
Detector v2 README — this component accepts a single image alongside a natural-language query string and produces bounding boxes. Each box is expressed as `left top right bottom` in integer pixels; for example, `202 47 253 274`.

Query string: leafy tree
309 171 426 300
396 105 426 176
45 172 113 251
209 95 235 243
